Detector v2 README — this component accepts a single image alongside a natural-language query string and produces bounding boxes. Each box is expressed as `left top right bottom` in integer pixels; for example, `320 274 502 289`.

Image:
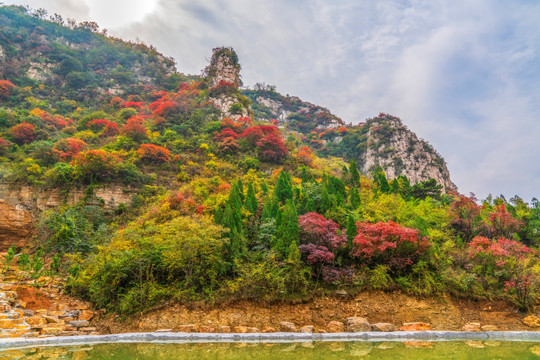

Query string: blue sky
6 0 540 202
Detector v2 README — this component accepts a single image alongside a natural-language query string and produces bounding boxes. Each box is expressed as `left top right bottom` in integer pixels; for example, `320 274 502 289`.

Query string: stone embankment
0 269 97 338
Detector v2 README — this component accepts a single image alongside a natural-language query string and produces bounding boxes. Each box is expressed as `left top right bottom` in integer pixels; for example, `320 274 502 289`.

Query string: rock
300 325 314 333
177 324 198 333
346 317 371 332
523 315 540 327
371 323 395 332
43 315 62 324
155 329 173 333
233 326 248 333
78 310 94 321
398 322 432 331
41 327 63 336
80 327 97 332
462 322 481 332
327 321 345 332
247 327 259 333
335 289 347 296
481 325 499 331
199 326 214 333
262 327 275 333
220 326 231 333
25 317 47 326
0 319 16 329
68 320 89 328
22 310 34 317
279 322 297 332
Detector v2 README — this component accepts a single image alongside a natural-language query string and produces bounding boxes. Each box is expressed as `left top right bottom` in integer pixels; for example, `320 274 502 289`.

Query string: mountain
245 89 456 191
2 4 537 323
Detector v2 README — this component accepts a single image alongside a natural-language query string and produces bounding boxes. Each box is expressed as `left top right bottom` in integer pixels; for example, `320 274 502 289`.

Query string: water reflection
0 340 539 359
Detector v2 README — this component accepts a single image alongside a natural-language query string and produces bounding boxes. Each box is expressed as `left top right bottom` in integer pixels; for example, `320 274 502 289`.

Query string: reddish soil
15 286 51 311
95 291 536 334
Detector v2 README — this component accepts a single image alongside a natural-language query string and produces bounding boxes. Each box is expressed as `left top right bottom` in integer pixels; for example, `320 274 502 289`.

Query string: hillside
246 89 455 191
0 4 539 334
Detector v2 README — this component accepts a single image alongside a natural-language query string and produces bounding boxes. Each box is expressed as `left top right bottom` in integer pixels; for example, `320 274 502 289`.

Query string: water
1 340 540 359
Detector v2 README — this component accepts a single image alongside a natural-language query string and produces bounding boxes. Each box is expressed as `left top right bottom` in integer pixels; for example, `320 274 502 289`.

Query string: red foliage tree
87 119 119 137
0 80 16 99
121 117 147 140
352 221 430 270
9 122 35 144
0 138 12 155
123 101 144 109
295 146 315 167
137 144 171 163
256 133 288 163
488 204 522 238
53 138 88 161
450 194 485 242
299 212 346 250
299 243 334 265
468 235 531 265
215 127 239 140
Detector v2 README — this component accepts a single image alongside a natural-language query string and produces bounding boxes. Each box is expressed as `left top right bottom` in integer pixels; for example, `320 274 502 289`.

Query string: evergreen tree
236 179 245 203
349 158 360 186
346 215 357 248
245 182 258 214
374 166 390 193
319 185 332 214
276 200 299 257
261 180 269 195
300 166 309 183
274 170 293 204
261 197 273 221
349 187 361 209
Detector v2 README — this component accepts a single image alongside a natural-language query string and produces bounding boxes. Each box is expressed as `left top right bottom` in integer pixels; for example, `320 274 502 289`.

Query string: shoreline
1 331 540 349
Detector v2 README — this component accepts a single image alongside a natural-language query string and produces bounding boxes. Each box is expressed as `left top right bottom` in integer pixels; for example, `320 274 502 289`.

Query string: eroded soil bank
94 291 536 334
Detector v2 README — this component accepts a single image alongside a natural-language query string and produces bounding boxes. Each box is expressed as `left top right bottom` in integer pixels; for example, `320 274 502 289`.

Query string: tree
349 187 361 209
346 215 357 248
352 221 430 271
9 122 35 144
276 200 299 256
245 182 258 215
274 170 293 204
121 117 147 141
137 144 171 163
0 80 16 99
450 194 485 242
373 166 390 193
410 178 443 200
53 138 88 161
256 133 288 163
349 158 360 186
298 212 346 250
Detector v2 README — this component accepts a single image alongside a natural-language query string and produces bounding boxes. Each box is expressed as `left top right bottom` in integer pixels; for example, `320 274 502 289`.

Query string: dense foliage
1 5 539 315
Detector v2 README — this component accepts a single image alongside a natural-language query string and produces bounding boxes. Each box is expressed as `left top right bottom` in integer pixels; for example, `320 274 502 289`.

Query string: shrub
137 144 170 163
53 138 88 161
72 150 122 183
351 221 430 271
298 212 346 250
9 122 35 144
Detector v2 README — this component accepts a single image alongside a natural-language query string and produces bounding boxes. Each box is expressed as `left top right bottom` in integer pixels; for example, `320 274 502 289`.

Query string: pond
2 340 540 359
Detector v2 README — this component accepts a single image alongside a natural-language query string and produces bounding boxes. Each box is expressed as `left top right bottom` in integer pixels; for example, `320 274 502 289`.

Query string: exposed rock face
0 184 134 250
358 115 456 191
210 51 240 88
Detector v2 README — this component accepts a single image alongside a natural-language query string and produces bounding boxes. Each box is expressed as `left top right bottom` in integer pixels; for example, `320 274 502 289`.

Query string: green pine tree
346 215 357 248
349 158 360 186
245 182 258 214
274 170 293 204
349 187 361 209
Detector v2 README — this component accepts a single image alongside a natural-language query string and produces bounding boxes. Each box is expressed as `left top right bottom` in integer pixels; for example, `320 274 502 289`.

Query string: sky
5 0 540 202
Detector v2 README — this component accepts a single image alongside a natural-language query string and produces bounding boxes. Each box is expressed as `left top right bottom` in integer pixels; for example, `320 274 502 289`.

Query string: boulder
262 327 275 333
279 322 297 332
523 315 540 328
68 320 89 328
220 325 231 333
78 310 94 321
233 326 248 333
199 326 214 333
177 324 198 333
327 321 345 332
346 317 371 332
462 322 481 332
371 322 395 332
300 325 315 333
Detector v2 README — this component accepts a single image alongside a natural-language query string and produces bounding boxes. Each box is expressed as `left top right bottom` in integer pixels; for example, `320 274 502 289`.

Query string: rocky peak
205 47 241 88
358 114 456 191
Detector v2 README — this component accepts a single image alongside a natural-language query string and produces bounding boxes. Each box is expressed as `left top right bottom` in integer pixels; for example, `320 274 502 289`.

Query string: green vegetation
0 5 539 316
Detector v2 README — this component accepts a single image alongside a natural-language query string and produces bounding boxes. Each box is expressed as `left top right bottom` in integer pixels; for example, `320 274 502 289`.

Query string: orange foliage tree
9 122 35 144
137 144 171 163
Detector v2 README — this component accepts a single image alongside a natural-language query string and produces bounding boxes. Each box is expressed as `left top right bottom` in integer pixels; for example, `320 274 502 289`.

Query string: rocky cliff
0 184 134 251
